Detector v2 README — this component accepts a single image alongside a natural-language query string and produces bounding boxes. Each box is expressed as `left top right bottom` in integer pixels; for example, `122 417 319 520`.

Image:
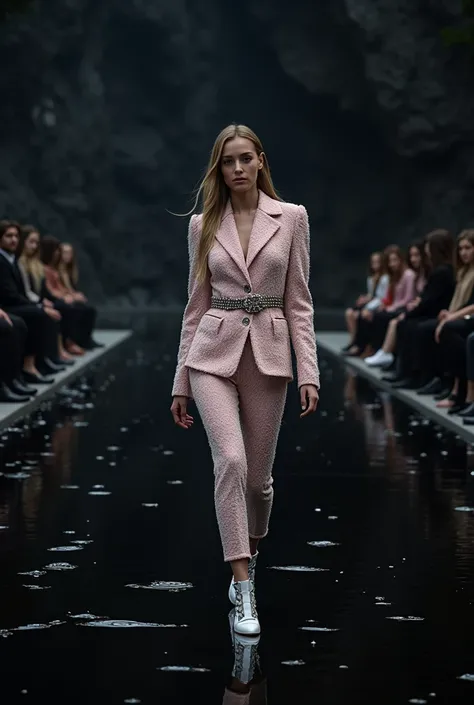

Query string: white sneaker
374 351 394 367
366 350 393 367
364 349 384 366
228 552 258 605
233 579 260 636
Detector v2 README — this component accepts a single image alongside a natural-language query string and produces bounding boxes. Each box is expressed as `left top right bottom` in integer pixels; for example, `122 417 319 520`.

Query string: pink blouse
386 268 417 312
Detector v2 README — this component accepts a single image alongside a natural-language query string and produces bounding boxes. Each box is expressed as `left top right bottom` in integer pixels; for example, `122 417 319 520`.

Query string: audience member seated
460 332 474 425
40 235 100 352
391 230 474 396
384 230 455 386
343 251 389 352
0 220 65 385
18 225 76 365
59 242 104 349
364 241 429 368
347 245 417 358
0 308 39 402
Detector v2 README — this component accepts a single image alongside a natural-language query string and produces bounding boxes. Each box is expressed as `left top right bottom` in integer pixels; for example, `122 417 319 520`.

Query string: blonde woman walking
170 124 319 636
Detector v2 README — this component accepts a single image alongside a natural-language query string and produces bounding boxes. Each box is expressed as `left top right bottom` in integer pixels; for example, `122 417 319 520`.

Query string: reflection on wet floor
1 320 474 703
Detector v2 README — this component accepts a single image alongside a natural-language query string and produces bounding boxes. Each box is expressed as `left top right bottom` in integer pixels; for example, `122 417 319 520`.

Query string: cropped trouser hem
225 552 252 563
249 531 268 540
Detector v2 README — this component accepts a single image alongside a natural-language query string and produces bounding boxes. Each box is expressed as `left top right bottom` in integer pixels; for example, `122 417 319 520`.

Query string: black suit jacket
0 253 31 307
405 264 455 320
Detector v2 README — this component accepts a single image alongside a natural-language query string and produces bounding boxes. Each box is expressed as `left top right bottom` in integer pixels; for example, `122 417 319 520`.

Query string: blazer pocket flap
200 313 224 332
272 316 289 334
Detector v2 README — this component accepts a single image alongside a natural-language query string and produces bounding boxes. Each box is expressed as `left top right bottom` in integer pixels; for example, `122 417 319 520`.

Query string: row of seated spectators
343 229 474 425
0 219 102 403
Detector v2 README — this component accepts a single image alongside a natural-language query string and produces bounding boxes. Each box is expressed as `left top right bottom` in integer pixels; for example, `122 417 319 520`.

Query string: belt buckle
243 293 264 313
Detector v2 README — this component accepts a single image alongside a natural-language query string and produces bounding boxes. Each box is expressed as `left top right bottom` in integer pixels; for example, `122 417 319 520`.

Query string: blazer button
242 317 250 326
244 284 251 293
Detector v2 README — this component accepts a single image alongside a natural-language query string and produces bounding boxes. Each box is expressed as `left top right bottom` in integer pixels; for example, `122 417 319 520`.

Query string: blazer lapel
215 191 283 278
215 201 251 282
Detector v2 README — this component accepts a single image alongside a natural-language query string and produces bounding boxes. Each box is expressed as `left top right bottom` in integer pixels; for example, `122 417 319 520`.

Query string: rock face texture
0 0 473 307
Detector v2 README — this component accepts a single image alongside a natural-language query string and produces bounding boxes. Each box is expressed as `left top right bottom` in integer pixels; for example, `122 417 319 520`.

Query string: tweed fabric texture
171 191 319 398
189 337 287 562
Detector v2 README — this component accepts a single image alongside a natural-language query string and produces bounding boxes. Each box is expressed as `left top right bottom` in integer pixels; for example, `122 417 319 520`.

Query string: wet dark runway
1 317 474 705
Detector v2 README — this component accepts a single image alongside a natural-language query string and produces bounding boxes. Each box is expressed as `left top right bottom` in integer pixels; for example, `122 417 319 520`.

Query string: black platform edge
317 331 474 446
0 330 132 431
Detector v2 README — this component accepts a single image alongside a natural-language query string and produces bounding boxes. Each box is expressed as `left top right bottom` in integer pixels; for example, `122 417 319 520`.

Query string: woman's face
61 244 73 264
409 247 421 270
221 137 263 193
371 254 381 273
458 238 474 265
388 253 401 272
24 231 40 257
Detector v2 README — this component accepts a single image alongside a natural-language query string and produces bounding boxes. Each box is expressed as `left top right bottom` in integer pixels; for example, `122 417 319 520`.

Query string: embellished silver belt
211 294 284 314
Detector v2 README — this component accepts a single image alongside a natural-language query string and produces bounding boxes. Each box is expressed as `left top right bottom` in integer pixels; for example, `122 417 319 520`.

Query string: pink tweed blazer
171 190 319 399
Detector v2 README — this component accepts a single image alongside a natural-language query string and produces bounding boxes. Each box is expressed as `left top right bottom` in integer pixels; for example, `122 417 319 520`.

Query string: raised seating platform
318 331 474 445
0 330 132 430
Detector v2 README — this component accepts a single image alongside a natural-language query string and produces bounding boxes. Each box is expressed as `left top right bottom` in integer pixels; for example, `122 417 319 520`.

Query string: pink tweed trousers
188 336 288 562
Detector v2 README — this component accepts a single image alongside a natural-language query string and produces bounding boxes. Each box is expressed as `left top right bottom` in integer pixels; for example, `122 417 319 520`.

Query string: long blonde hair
59 242 79 289
449 229 474 312
187 124 281 285
18 225 45 294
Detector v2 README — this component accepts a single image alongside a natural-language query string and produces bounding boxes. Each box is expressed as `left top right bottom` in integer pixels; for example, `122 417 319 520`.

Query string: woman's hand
406 297 420 312
300 384 319 418
171 396 194 429
74 292 87 302
438 309 449 322
361 309 373 321
64 294 75 304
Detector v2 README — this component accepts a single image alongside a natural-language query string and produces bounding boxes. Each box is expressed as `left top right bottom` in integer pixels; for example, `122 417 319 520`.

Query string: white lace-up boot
233 579 260 636
228 552 259 605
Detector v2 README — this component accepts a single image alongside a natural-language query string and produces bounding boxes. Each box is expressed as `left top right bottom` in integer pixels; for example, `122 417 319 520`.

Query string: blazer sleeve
284 205 320 390
0 260 30 307
171 214 212 398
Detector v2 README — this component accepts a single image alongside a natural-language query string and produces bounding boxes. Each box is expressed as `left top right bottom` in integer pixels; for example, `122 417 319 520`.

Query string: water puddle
60 485 80 490
125 581 193 592
77 620 188 628
44 563 77 571
18 570 47 578
3 472 30 480
70 540 93 545
88 491 111 496
167 480 183 485
268 566 329 572
281 660 305 666
386 616 424 622
455 506 474 512
157 666 210 672
142 503 159 508
22 585 51 590
11 620 65 631
307 541 340 547
47 546 84 552
458 673 474 681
